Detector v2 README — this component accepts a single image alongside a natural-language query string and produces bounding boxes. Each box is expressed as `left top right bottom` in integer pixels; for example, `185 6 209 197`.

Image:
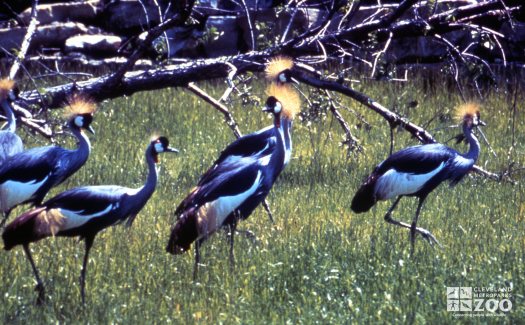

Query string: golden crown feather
455 102 481 122
0 78 15 100
63 94 97 118
266 83 301 119
265 56 294 82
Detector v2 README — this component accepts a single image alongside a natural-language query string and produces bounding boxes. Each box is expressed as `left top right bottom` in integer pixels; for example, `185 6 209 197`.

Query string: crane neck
280 117 293 166
131 145 158 205
462 123 480 162
1 99 16 133
66 119 91 172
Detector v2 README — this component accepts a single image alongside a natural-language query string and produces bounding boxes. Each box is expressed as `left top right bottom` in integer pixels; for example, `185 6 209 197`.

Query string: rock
19 1 101 25
34 22 90 48
0 22 89 56
102 0 160 35
65 34 122 57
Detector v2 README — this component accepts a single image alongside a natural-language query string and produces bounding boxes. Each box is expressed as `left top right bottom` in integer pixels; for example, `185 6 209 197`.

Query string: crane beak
262 105 272 112
477 119 487 127
86 125 95 135
166 147 179 153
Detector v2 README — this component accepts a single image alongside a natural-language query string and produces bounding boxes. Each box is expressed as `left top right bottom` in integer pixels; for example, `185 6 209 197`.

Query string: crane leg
227 221 238 273
410 199 425 256
383 197 441 252
0 209 12 228
262 200 274 224
23 244 45 305
193 238 203 281
80 235 95 305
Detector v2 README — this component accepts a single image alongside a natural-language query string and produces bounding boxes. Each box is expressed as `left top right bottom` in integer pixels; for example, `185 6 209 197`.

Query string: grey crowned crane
351 103 485 254
0 96 95 227
0 79 23 163
166 84 301 278
2 136 178 304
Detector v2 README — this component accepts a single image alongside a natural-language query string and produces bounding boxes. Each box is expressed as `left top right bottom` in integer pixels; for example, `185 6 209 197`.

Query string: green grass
1 76 524 324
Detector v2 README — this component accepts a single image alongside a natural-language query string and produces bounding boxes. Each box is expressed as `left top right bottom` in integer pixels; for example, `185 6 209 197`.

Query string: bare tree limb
8 0 39 81
186 82 242 138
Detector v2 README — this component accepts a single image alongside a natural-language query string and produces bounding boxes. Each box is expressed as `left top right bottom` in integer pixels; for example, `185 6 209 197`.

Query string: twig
186 82 242 138
324 90 362 154
9 0 39 80
239 0 255 51
219 62 238 103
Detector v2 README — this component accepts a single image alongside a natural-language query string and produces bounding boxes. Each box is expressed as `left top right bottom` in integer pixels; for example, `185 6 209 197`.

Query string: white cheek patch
154 142 164 153
279 74 287 83
274 102 282 114
74 116 84 127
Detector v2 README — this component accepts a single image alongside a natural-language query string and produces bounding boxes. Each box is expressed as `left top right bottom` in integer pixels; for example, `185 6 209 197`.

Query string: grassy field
0 75 523 323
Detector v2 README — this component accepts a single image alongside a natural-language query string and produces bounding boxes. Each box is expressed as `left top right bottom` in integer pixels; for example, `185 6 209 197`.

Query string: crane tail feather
2 207 61 250
351 173 378 213
166 208 200 255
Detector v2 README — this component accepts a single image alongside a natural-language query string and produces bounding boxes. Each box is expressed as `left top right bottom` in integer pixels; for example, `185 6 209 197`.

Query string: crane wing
213 126 274 165
44 185 127 217
377 144 455 174
175 158 262 218
0 146 59 184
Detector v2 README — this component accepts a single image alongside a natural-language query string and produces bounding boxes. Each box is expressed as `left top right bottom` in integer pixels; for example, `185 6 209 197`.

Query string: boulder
19 1 101 25
65 34 122 57
0 22 89 55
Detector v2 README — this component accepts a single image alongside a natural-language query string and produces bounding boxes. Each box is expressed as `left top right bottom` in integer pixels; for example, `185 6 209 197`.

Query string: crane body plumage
351 103 484 253
2 136 177 304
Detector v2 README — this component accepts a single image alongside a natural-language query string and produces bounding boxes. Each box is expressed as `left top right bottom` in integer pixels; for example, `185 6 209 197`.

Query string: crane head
265 56 297 84
151 136 178 163
455 102 485 128
64 94 97 134
264 83 301 120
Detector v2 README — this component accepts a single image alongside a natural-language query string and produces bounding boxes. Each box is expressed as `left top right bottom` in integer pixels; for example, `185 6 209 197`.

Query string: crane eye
74 116 84 127
274 101 282 114
154 141 164 153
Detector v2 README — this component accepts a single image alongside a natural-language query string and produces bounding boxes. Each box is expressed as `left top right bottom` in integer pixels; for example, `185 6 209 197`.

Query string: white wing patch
375 162 445 200
59 204 115 230
197 171 262 237
0 176 49 212
259 154 272 166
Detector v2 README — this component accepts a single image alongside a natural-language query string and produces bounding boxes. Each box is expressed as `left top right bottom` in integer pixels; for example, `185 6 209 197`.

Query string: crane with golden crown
351 103 485 254
0 95 96 226
166 82 301 278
